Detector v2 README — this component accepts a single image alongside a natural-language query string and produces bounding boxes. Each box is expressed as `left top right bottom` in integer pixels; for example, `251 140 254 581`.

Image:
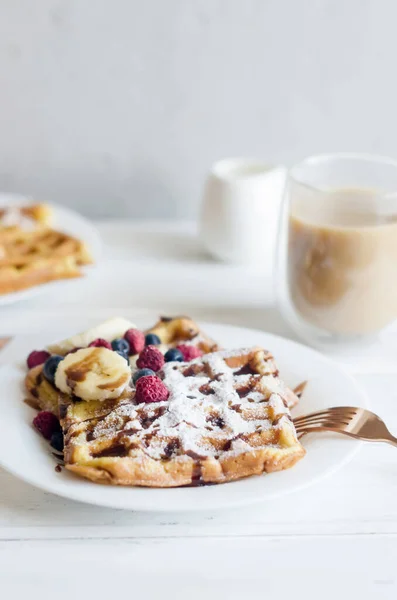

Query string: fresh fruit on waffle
46 317 136 356
0 203 92 295
25 317 304 487
25 316 220 416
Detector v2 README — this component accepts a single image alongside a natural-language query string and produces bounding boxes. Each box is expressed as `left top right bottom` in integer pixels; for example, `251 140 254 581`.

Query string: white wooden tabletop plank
0 537 396 600
0 375 395 540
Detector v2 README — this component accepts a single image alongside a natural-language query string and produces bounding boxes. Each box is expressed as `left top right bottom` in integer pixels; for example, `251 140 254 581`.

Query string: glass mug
276 153 397 349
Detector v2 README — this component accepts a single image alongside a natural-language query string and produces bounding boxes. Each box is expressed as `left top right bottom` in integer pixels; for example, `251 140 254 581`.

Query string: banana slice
55 347 132 402
48 317 136 355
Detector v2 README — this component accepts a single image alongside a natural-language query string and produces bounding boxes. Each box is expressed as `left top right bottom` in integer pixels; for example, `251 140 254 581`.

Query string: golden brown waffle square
62 347 304 487
0 203 92 295
25 316 220 416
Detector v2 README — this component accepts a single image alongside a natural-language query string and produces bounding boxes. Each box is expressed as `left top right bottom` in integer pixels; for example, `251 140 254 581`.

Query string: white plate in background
0 318 368 511
0 193 101 306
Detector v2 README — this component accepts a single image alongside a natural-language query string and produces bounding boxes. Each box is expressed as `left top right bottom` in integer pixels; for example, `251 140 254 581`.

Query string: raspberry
89 338 112 350
136 345 164 371
177 345 203 362
27 350 51 370
33 411 61 440
135 375 169 403
124 329 145 354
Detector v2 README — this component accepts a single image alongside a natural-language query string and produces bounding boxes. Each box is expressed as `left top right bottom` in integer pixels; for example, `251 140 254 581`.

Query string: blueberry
133 368 155 384
145 333 161 346
50 430 64 452
43 355 64 384
111 338 130 354
164 348 184 362
115 350 129 363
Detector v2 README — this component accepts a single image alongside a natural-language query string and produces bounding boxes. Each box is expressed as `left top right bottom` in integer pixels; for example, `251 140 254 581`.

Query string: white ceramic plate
0 321 368 511
0 193 101 306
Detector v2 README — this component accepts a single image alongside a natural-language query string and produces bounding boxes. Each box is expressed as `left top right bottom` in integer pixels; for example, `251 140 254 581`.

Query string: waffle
0 203 92 295
25 316 220 416
0 203 52 225
62 347 305 487
131 315 219 365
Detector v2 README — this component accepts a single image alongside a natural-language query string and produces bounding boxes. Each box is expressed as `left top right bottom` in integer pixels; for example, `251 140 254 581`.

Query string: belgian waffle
25 316 220 416
0 203 92 295
62 347 304 487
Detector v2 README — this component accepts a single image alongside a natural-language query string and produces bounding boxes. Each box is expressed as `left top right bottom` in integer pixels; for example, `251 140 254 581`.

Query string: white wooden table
0 221 396 599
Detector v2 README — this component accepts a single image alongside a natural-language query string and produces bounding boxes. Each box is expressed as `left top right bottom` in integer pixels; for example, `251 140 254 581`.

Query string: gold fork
294 406 397 447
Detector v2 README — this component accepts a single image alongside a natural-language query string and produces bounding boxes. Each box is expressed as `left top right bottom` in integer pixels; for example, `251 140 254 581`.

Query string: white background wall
0 0 396 219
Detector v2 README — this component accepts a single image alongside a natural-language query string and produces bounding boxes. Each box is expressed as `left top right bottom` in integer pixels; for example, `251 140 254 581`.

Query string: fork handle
385 434 397 448
297 427 397 447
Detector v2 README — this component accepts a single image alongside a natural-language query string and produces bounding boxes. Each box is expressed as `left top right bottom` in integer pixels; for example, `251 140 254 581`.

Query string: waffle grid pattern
0 205 92 294
62 347 304 487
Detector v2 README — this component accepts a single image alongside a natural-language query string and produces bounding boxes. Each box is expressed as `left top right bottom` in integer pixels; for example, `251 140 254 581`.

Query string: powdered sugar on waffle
83 348 296 461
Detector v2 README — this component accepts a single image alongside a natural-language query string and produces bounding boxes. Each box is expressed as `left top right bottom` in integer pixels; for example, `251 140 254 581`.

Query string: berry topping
133 368 155 384
164 348 184 363
115 350 129 363
42 355 64 384
136 345 164 372
27 350 51 370
124 329 145 355
33 411 61 440
50 430 64 452
135 375 169 404
176 345 203 362
89 338 112 350
145 333 161 346
111 338 130 354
